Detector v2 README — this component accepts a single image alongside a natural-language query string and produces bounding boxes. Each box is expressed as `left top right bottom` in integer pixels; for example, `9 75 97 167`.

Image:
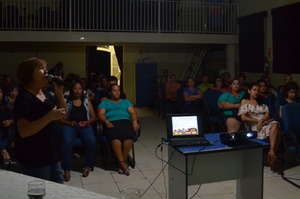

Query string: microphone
47 75 71 87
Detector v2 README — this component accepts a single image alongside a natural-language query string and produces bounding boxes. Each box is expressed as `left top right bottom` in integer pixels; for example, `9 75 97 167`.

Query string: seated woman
218 79 245 132
257 79 276 119
98 84 139 176
183 77 203 113
211 77 228 93
238 82 281 172
0 87 14 164
279 81 299 119
60 80 96 181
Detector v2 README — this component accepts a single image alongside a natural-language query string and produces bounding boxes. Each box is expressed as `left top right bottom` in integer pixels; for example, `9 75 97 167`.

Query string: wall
0 44 201 104
238 0 300 87
123 45 199 102
0 45 86 80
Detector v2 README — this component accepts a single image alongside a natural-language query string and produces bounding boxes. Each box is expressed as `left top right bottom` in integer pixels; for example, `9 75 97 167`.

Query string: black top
69 103 87 122
13 89 62 167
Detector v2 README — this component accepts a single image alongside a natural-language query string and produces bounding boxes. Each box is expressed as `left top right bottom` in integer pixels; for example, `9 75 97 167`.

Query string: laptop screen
166 113 203 139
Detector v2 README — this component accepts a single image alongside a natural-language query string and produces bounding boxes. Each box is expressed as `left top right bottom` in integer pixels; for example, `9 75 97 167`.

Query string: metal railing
0 0 239 34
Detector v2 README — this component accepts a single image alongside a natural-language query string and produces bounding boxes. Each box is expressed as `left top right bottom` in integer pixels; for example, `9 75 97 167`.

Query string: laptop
166 113 211 147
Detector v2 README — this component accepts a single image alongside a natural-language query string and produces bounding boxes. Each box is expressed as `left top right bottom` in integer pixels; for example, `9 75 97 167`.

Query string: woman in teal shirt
98 84 139 176
218 79 245 132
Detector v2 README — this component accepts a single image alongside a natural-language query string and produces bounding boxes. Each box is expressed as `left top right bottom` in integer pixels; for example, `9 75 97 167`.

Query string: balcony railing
0 0 239 34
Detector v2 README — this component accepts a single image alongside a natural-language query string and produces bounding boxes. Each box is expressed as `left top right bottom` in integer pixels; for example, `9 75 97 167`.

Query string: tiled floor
62 107 300 199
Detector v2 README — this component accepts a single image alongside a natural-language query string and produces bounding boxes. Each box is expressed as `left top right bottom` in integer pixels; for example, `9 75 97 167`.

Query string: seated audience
5 81 19 109
60 80 96 181
211 77 227 92
98 84 139 176
257 79 276 119
260 75 277 98
277 74 293 95
0 87 14 164
197 74 213 93
279 81 299 119
237 72 248 91
218 79 245 132
157 75 168 118
238 82 281 172
48 61 64 79
14 57 66 183
95 75 126 106
220 71 231 90
165 74 181 114
183 77 203 113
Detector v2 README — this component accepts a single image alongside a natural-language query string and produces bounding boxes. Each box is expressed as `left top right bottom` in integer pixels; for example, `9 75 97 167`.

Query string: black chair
202 89 226 133
281 103 300 188
96 120 140 170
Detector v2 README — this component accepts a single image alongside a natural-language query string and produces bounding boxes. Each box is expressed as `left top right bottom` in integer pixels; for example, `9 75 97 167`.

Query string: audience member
197 74 213 93
95 75 126 106
218 79 245 132
98 84 139 176
80 77 95 101
2 75 13 94
165 74 181 114
277 74 293 95
48 61 64 79
257 79 276 119
157 75 168 118
13 57 66 183
211 77 227 92
0 87 13 164
60 80 96 181
237 72 248 91
238 82 281 172
279 81 299 119
260 75 277 98
183 77 203 113
220 71 231 89
5 81 19 109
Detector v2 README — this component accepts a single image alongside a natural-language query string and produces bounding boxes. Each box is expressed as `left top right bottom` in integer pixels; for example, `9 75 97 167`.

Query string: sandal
268 153 279 173
119 161 130 176
1 149 11 165
82 167 91 177
63 170 71 182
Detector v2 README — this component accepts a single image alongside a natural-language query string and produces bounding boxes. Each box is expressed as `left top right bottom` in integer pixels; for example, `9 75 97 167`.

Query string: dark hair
108 84 119 92
244 82 264 105
69 80 85 100
5 81 19 96
0 87 7 106
283 81 299 97
17 57 47 87
107 76 118 83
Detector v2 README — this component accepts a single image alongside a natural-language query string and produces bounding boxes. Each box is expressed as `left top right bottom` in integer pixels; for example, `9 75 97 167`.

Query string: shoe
82 167 91 177
268 153 279 173
117 167 124 174
63 171 71 182
119 161 130 176
1 149 11 165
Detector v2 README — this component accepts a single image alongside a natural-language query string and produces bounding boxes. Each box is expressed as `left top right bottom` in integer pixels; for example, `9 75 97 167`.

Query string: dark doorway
86 46 111 86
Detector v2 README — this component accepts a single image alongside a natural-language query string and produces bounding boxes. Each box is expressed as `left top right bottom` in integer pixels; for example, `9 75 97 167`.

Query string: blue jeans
62 125 96 171
0 136 8 151
21 162 64 183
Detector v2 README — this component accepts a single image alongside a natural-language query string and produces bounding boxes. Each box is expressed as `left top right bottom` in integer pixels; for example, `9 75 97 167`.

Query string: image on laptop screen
171 115 199 137
166 113 203 141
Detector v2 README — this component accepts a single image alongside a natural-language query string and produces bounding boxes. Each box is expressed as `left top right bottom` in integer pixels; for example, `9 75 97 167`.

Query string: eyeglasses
36 66 48 73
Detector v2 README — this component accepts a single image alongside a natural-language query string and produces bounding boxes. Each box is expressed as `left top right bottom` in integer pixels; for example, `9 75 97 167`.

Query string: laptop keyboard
170 137 211 147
